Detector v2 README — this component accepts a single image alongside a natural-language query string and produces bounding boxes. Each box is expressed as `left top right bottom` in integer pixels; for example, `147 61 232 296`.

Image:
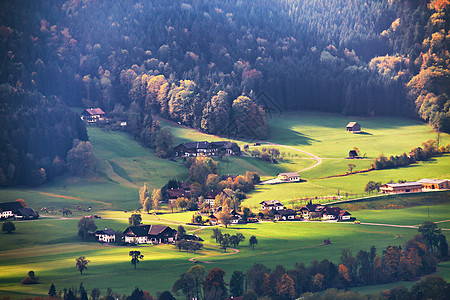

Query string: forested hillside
0 0 449 185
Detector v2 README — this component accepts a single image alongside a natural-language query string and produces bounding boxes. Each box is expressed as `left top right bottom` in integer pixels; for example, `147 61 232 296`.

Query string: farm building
0 202 39 220
95 228 116 243
278 172 301 182
273 209 297 221
347 150 361 159
417 179 449 190
81 108 106 123
299 203 325 219
123 224 176 244
260 200 285 211
173 141 240 157
346 122 361 133
380 182 423 194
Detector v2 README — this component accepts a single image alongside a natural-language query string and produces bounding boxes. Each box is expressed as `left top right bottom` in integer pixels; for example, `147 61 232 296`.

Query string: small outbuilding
346 122 361 133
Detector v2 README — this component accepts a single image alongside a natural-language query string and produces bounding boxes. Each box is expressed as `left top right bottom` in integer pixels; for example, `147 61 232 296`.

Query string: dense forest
0 0 449 186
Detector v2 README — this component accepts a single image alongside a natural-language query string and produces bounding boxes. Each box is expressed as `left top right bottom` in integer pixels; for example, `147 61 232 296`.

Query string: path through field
39 192 112 207
260 142 322 184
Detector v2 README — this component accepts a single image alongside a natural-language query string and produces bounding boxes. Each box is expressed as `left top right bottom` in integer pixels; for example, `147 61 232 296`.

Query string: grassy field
1 112 449 298
1 202 449 298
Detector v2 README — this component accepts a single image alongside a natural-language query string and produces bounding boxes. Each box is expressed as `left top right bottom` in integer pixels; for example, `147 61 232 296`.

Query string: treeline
2 0 447 138
0 86 88 186
371 139 449 170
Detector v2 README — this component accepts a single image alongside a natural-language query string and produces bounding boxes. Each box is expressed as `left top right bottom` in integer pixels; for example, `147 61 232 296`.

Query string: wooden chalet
273 209 297 221
0 202 39 220
299 203 324 219
173 141 239 157
203 190 221 206
278 172 300 182
123 224 176 244
95 228 116 243
81 108 106 123
417 179 449 190
167 188 189 202
346 122 361 133
380 182 423 194
260 200 285 211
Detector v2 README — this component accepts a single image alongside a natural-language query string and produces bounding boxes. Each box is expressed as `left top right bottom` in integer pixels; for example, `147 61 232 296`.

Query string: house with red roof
81 108 106 123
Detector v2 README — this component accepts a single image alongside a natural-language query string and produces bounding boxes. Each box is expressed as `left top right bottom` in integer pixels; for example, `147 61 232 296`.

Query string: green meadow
0 112 449 297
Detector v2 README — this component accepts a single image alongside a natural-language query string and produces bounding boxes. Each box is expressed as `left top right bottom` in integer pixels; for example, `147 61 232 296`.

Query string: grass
1 112 449 297
266 111 450 159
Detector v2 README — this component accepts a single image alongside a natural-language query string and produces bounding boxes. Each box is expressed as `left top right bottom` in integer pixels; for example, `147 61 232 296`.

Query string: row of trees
371 139 449 170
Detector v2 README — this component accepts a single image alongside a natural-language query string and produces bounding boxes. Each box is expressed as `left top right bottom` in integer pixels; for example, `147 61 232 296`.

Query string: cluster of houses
173 141 240 157
94 224 178 245
260 200 353 222
380 178 449 194
0 202 39 220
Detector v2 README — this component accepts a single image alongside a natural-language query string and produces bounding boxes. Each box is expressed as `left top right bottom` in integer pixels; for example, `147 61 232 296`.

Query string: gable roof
346 122 359 128
0 201 24 212
301 203 324 212
124 224 175 237
274 209 296 216
417 179 448 184
278 172 300 178
83 108 105 116
167 188 188 198
260 200 284 207
95 228 116 235
205 190 221 199
384 182 423 188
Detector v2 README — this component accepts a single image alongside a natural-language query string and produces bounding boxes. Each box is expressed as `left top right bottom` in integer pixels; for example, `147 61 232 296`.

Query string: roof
0 202 24 212
323 207 341 215
124 224 175 237
339 210 351 216
84 108 105 116
181 182 191 190
274 209 296 215
417 179 448 184
260 200 284 206
167 188 188 198
182 141 210 149
346 122 359 128
211 141 231 148
278 172 300 177
17 208 38 218
205 190 221 199
384 182 423 188
301 204 324 212
95 228 116 235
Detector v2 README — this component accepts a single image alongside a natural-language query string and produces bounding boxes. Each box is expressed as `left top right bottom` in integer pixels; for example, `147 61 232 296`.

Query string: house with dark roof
260 200 285 211
299 203 325 219
167 188 190 202
81 108 106 123
346 122 361 133
203 190 221 206
123 224 176 244
273 209 297 221
95 228 116 243
173 141 240 157
0 202 39 220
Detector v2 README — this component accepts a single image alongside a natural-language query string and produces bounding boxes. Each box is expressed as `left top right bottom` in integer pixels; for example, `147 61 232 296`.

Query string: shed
346 122 361 133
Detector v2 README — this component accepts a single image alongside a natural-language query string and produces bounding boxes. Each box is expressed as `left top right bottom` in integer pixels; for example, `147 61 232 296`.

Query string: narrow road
360 222 450 231
265 142 322 172
260 142 322 184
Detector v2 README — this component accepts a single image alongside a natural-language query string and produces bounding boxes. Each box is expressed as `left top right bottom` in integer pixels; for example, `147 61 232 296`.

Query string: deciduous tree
129 250 144 269
75 256 90 275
